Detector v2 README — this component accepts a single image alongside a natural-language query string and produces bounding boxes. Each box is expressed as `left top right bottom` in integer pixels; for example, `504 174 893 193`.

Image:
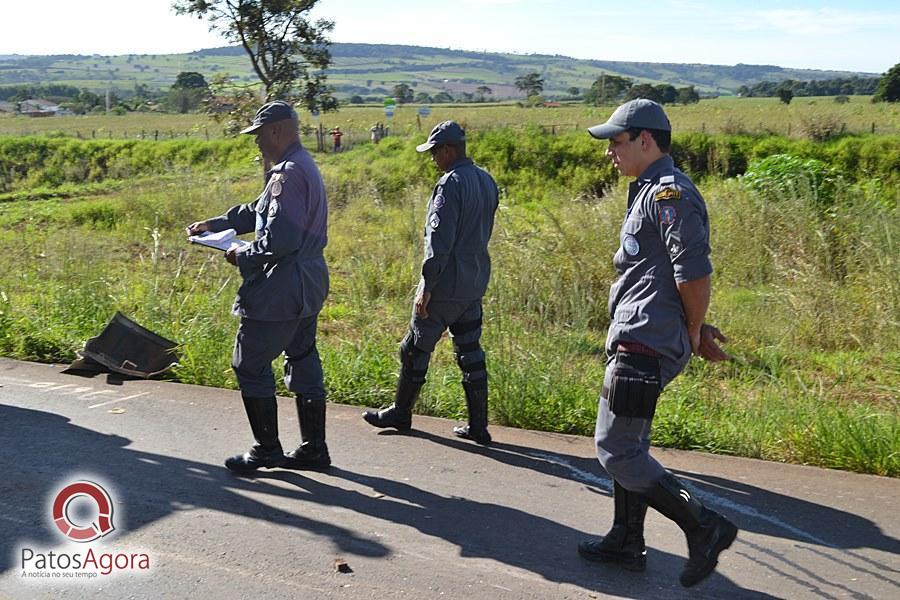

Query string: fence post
154 130 159 141
787 123 791 136
871 122 875 134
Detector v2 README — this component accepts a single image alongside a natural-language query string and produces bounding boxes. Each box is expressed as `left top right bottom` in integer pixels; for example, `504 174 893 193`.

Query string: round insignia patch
660 205 677 226
271 180 283 197
623 235 640 256
429 213 441 229
268 199 278 217
433 195 445 210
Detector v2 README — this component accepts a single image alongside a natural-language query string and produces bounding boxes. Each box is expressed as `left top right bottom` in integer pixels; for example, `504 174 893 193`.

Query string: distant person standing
578 99 737 588
186 100 331 474
362 121 499 444
370 122 382 144
330 126 343 152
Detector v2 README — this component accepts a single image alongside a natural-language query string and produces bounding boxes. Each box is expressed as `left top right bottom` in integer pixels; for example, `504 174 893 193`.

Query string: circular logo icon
52 481 115 542
623 235 640 256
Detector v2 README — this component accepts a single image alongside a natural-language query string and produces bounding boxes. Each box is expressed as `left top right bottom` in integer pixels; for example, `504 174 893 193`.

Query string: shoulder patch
655 187 681 201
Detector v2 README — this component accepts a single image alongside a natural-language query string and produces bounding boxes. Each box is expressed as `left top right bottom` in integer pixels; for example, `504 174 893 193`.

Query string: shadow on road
0 403 388 575
8 401 893 598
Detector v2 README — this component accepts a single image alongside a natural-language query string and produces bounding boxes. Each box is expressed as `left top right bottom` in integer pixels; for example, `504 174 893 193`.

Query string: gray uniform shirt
421 157 499 301
206 142 329 321
606 154 712 373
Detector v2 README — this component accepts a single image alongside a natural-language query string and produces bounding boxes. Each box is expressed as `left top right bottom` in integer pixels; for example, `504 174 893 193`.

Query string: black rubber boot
578 480 648 571
642 472 738 587
362 376 420 431
453 380 492 445
225 395 286 474
284 395 331 469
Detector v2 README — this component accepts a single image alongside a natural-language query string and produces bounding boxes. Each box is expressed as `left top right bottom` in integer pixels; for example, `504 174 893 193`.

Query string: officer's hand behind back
698 324 731 362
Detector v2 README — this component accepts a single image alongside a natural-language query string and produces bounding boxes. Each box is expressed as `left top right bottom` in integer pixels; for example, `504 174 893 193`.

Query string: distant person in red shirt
330 127 343 152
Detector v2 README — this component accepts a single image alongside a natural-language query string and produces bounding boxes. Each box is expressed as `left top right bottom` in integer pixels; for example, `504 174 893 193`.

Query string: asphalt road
1 358 897 599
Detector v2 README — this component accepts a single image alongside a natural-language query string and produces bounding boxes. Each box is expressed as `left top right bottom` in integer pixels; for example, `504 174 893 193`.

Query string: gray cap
587 99 671 139
416 120 465 152
240 100 297 134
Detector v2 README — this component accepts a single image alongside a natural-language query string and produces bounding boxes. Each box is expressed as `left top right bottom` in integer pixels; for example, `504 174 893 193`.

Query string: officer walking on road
578 99 737 587
186 100 331 473
362 121 499 445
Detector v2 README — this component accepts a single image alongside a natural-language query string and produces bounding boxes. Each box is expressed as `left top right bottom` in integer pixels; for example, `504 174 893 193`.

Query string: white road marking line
88 392 150 409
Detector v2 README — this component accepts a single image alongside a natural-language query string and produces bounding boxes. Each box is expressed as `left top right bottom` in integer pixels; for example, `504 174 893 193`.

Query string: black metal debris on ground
64 312 179 379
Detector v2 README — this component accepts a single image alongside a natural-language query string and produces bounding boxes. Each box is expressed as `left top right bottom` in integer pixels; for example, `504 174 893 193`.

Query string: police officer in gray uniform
362 121 499 445
186 100 330 473
578 99 737 587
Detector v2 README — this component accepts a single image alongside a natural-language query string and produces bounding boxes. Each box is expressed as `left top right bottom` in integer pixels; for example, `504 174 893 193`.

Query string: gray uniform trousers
405 298 484 380
232 315 325 400
594 351 684 493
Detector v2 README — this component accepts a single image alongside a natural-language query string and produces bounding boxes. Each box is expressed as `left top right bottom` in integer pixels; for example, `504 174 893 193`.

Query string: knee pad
453 340 487 384
399 332 429 384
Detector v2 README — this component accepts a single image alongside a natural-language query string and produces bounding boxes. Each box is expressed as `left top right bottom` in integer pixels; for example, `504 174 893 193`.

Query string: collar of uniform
268 141 302 173
636 154 674 184
446 157 473 172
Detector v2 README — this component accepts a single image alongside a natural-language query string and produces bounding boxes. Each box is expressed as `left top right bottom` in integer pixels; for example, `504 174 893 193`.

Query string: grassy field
1 128 897 476
1 96 898 142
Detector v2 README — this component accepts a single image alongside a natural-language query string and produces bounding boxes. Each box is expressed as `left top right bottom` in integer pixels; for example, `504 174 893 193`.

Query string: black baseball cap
416 120 466 152
240 100 298 134
587 99 671 139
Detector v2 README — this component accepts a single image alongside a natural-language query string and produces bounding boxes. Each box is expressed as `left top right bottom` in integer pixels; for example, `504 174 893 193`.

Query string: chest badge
623 235 640 256
429 213 441 229
268 199 279 217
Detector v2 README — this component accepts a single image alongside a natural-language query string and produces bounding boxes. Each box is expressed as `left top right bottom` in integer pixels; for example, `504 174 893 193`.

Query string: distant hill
0 43 878 99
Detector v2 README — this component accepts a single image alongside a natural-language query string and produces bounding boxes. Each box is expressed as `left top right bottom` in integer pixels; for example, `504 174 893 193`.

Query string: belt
616 341 662 358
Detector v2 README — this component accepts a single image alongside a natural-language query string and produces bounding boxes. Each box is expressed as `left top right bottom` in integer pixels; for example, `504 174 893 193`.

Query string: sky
1 0 898 74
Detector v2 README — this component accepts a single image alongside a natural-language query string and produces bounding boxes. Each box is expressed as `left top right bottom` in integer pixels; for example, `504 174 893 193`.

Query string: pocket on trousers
608 351 660 419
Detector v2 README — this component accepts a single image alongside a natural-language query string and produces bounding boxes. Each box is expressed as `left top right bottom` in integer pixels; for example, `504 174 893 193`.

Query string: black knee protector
399 332 429 385
453 340 487 384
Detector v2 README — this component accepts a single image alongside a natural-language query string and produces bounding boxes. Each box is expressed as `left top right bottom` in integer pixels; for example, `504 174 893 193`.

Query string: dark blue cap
587 99 671 139
240 100 298 134
416 120 465 152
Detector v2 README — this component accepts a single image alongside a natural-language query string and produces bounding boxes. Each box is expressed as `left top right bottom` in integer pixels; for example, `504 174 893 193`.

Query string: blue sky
2 0 898 73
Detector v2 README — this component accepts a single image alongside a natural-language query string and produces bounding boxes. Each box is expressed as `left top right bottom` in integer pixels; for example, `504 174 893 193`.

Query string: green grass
1 132 897 477
2 96 898 141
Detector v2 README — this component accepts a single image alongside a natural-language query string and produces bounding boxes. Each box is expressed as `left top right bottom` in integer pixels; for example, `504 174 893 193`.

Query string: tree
514 72 544 97
677 85 700 104
873 62 900 102
433 91 454 103
566 86 580 97
173 0 337 113
392 83 414 104
626 83 662 103
778 86 794 104
475 86 492 102
172 71 209 90
654 84 678 104
414 92 433 104
584 73 632 105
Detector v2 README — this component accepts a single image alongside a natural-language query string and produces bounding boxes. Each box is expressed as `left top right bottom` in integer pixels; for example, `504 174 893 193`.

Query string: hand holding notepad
188 229 251 252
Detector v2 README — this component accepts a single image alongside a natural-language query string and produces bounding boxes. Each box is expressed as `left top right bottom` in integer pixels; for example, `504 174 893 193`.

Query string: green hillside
0 43 878 99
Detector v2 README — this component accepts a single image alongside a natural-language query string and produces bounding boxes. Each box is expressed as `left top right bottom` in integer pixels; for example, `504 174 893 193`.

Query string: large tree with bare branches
173 0 337 112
